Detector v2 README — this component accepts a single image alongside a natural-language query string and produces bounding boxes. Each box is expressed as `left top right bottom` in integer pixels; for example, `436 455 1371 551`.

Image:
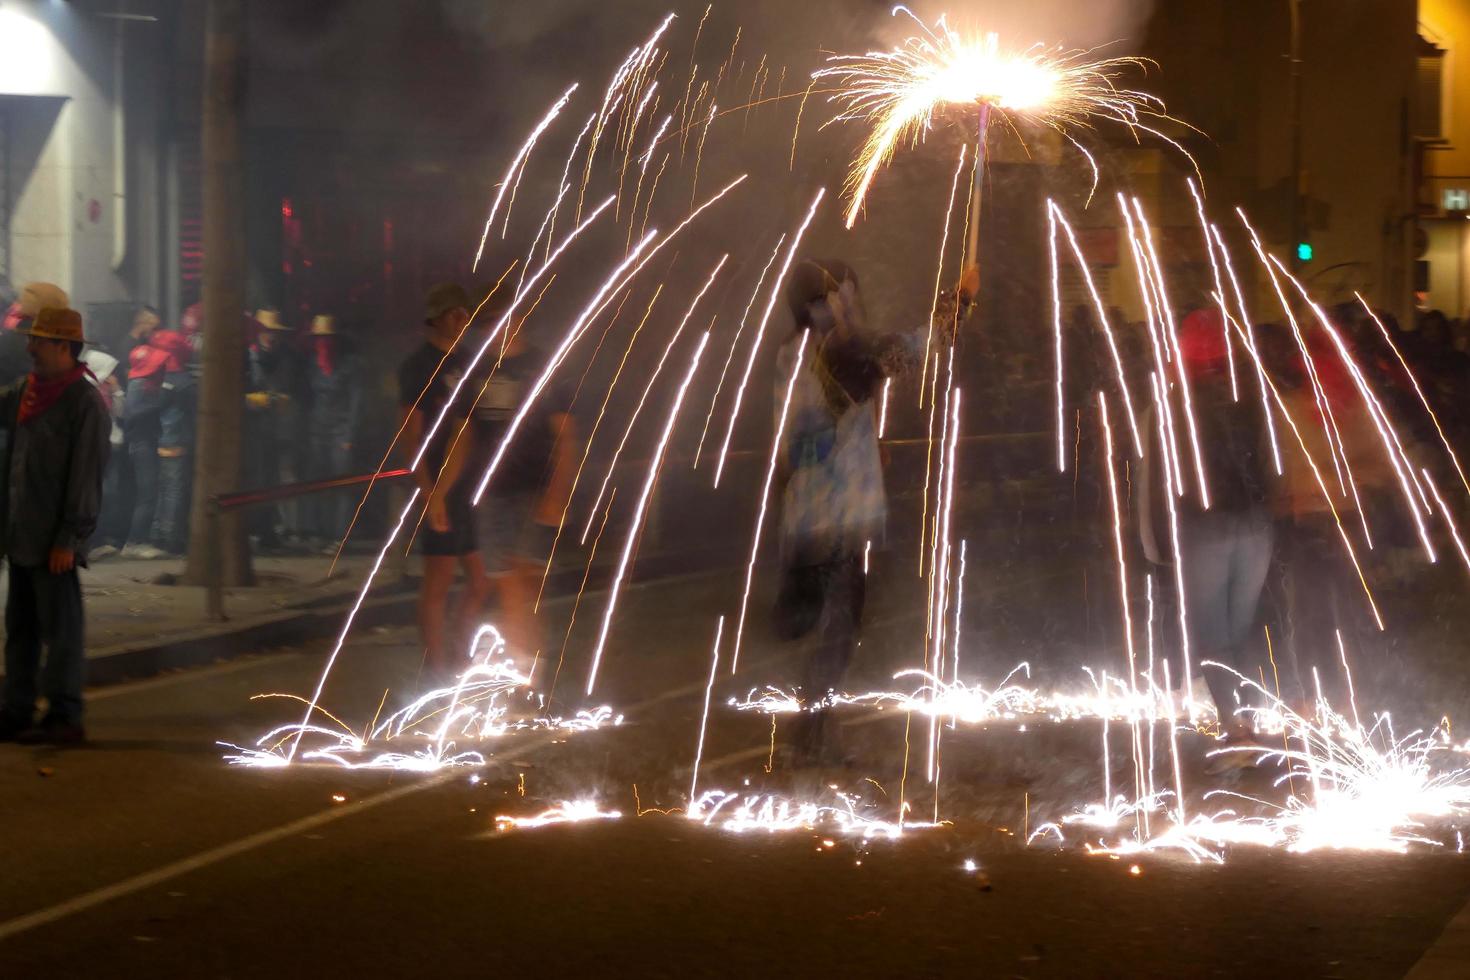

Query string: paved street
3 566 1469 979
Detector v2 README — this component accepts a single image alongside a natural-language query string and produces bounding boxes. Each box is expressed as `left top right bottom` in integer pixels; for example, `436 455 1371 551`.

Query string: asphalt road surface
3 568 1469 979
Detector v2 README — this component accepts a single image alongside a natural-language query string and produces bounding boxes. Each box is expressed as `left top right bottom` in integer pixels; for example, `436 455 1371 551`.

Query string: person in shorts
465 287 578 666
398 284 492 678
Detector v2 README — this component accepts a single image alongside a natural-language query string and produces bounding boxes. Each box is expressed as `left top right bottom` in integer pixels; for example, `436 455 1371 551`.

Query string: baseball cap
424 283 470 324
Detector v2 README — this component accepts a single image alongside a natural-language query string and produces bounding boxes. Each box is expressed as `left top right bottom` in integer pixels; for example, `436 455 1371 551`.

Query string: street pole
1288 0 1304 271
185 0 253 588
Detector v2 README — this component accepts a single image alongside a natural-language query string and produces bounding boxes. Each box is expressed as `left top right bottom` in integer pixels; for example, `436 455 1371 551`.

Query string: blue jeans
126 414 160 546
2 564 86 727
1179 508 1274 715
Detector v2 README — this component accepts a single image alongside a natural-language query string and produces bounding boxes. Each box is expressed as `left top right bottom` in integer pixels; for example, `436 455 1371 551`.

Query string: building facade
1419 0 1470 318
0 0 171 345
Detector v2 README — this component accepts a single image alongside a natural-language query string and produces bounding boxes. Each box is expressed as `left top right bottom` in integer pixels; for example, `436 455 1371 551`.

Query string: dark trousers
127 416 161 546
2 564 86 726
306 428 352 541
776 554 866 759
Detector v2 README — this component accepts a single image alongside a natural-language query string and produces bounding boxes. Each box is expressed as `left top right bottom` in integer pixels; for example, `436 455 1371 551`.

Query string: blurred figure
466 288 578 665
772 258 968 766
246 309 306 550
398 284 490 679
1138 310 1276 742
79 346 127 558
1278 330 1391 704
305 314 363 551
0 308 110 744
122 307 191 558
154 309 201 556
1 282 70 384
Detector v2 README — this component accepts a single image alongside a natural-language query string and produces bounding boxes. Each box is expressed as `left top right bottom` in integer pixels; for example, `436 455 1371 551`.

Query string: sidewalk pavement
0 551 414 687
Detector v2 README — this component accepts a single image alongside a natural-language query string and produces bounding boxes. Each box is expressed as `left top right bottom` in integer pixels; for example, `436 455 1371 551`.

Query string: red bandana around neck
18 364 89 425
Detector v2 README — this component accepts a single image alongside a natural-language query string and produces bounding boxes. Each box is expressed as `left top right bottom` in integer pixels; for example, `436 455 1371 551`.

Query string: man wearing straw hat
0 307 110 744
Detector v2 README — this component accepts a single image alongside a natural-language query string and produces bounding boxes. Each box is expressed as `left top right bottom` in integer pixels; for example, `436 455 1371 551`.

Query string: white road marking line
0 772 450 943
0 644 774 943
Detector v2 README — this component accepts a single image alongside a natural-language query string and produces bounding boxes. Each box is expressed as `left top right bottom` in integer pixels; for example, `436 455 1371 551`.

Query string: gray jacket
0 377 110 567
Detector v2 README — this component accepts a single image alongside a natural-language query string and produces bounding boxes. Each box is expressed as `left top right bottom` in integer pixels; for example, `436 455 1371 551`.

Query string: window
1416 35 1448 142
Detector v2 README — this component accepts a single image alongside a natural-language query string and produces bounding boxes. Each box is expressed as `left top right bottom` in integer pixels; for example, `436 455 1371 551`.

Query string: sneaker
17 721 87 746
88 544 119 561
120 543 165 560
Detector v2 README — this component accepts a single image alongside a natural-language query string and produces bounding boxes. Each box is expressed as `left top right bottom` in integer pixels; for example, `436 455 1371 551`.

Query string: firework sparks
819 8 1178 227
689 789 938 839
585 331 712 695
225 631 622 772
474 83 579 271
495 800 623 831
729 330 809 675
712 188 827 488
690 617 725 802
1039 665 1470 859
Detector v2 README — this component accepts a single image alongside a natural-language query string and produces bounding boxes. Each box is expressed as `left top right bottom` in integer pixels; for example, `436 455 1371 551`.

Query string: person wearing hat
246 308 307 548
1 282 71 384
304 313 363 550
1136 308 1280 751
0 308 110 744
121 306 193 558
398 283 491 677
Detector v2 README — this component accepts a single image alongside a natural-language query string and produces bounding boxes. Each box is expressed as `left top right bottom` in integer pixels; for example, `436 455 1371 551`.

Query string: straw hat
19 307 87 344
18 282 69 318
255 308 289 331
310 314 336 336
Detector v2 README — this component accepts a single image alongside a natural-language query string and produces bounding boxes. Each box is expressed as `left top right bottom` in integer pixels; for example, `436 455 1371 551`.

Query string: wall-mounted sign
1444 187 1470 211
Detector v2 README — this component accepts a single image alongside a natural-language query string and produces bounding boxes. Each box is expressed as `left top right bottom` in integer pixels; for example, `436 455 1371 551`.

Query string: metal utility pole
1288 0 1304 269
186 0 253 589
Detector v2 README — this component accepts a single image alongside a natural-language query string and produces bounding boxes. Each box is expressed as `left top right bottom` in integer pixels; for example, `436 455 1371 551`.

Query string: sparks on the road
495 800 623 831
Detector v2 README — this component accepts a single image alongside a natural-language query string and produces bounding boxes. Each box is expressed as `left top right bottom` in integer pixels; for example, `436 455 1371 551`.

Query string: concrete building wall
0 0 166 322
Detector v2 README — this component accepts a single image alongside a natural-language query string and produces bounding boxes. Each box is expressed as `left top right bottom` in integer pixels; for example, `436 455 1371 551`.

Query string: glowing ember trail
582 256 729 541
729 330 809 675
495 800 623 831
713 188 826 488
473 83 578 272
689 616 725 802
585 331 711 696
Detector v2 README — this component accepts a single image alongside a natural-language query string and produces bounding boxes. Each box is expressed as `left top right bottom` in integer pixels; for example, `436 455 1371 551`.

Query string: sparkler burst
818 7 1179 227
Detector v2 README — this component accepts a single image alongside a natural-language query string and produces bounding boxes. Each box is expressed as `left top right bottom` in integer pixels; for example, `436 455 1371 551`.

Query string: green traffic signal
1296 242 1314 262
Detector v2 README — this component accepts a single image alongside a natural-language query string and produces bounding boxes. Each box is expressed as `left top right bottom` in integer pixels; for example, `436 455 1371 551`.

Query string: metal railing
204 468 413 621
